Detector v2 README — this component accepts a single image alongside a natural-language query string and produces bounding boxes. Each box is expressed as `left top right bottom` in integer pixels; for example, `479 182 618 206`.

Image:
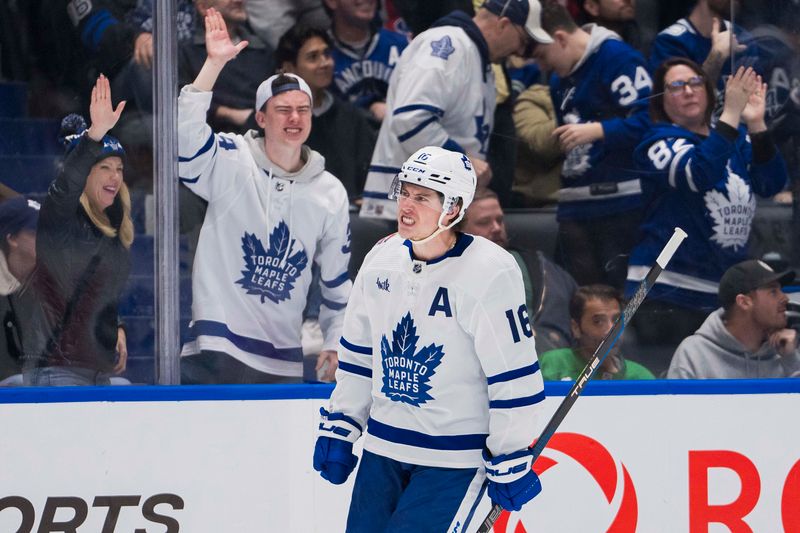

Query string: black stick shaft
475 228 686 533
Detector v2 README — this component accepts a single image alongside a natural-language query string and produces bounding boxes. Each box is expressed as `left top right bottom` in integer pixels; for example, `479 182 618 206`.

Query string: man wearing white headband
315 146 546 531
177 8 351 384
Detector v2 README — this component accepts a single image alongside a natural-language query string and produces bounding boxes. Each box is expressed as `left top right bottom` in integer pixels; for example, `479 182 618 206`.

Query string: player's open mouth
285 128 302 134
400 216 414 226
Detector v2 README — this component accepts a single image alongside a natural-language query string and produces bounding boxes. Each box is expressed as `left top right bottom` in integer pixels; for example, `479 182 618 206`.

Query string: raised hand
204 7 248 66
87 74 125 142
709 18 746 61
741 78 768 132
133 32 154 69
720 67 758 127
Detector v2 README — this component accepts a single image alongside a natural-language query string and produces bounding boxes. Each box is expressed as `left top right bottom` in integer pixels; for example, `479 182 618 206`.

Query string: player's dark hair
274 25 333 67
569 284 623 321
650 57 716 126
540 0 578 34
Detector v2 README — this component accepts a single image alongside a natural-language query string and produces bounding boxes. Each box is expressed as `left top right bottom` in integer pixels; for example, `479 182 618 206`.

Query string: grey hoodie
668 309 800 379
568 24 623 76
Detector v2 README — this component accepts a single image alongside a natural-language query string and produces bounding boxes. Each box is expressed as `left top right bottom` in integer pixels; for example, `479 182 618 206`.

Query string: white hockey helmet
390 146 477 229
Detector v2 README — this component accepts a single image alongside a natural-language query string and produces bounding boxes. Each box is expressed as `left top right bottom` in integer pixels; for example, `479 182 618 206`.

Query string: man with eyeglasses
315 147 546 531
528 1 652 291
359 0 553 220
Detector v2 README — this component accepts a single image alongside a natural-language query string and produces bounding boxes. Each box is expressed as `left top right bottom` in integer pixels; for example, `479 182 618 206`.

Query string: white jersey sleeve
386 42 463 154
316 183 354 352
328 245 380 431
465 260 544 456
177 85 243 203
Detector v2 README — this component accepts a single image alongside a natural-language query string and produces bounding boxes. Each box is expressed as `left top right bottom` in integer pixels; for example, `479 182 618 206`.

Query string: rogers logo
493 432 637 532
0 493 182 533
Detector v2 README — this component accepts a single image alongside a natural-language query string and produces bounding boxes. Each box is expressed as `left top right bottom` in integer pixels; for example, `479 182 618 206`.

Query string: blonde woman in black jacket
24 75 134 386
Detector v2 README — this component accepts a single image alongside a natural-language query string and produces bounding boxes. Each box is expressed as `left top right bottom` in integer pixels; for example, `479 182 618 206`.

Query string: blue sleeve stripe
321 271 350 288
340 336 372 355
397 115 439 142
362 190 390 199
487 362 540 385
367 418 488 451
179 132 215 162
81 10 117 51
179 175 200 184
368 165 402 174
321 298 347 311
442 138 465 153
489 391 546 409
393 104 445 117
189 320 302 362
325 410 364 432
338 361 372 379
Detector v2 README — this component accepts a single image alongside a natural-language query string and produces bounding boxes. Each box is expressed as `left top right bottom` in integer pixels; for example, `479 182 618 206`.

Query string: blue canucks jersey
550 25 652 221
329 28 408 110
626 123 787 310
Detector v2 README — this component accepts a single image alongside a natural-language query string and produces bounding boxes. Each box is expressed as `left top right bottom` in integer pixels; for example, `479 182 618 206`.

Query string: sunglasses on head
665 75 706 94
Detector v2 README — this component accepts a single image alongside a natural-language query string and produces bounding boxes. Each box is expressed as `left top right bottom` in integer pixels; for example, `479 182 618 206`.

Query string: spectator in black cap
24 74 134 387
0 197 40 385
668 259 800 379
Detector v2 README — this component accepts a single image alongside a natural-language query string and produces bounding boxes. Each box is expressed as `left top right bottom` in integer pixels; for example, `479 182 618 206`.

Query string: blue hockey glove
313 408 362 485
313 436 357 484
483 448 542 512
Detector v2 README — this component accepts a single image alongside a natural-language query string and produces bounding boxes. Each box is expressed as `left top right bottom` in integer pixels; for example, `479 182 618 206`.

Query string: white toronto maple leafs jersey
626 122 787 311
360 12 496 220
177 86 352 376
328 233 545 468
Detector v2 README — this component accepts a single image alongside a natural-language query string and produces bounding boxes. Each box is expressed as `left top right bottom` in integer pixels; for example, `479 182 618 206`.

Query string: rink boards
0 380 799 533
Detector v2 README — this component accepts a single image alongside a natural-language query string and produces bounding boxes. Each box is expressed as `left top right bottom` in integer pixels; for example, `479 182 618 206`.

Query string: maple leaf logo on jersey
561 111 592 178
380 313 444 407
430 36 455 60
235 221 308 304
704 166 755 250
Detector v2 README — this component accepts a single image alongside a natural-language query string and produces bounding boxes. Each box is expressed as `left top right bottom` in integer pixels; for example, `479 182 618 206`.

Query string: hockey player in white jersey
177 8 351 383
314 147 545 532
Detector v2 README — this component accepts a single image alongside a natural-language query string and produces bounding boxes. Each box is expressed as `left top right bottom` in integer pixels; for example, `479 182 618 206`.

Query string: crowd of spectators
0 0 799 385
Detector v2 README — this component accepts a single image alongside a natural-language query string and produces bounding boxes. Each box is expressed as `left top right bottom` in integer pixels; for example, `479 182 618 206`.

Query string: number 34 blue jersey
327 233 545 468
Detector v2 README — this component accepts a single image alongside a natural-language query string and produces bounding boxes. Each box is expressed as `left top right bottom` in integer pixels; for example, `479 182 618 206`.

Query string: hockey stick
476 227 687 533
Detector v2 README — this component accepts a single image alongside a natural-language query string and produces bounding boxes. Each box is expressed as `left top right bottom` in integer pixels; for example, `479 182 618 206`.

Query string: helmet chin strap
408 225 448 246
406 209 463 246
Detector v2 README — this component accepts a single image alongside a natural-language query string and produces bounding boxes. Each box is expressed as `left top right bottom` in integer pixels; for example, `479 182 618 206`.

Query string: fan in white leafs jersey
359 10 496 220
333 232 545 466
179 88 351 377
